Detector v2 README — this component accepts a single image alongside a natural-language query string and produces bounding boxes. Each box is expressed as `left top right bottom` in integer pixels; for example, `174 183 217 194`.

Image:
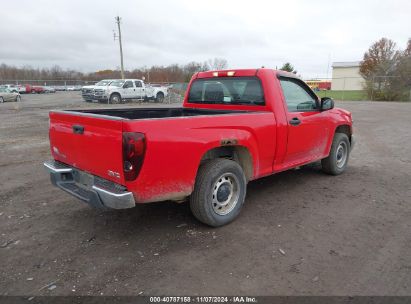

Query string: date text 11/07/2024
149 296 257 303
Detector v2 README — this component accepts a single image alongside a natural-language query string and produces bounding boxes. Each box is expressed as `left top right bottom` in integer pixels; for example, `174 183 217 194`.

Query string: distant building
331 61 365 91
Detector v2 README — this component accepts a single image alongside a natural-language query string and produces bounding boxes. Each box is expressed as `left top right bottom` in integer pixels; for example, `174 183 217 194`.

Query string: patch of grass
316 90 367 101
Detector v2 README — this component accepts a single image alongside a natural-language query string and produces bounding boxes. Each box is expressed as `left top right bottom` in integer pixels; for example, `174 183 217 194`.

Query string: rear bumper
44 160 135 209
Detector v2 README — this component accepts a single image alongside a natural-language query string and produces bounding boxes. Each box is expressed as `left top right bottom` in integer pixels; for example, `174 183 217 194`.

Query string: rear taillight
122 132 146 181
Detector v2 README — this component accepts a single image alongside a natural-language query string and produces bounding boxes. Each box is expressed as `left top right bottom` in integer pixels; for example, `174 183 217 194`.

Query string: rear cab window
188 77 264 106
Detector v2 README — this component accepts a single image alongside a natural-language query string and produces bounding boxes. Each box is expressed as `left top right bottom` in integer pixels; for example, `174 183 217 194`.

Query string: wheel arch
109 91 121 98
335 124 352 144
109 92 121 103
324 124 352 156
199 145 254 181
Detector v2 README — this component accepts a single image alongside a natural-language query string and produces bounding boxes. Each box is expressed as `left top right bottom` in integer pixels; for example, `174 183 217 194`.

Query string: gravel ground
1 92 411 296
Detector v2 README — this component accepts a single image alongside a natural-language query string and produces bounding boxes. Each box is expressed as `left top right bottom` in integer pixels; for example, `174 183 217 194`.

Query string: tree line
0 58 228 84
360 38 411 101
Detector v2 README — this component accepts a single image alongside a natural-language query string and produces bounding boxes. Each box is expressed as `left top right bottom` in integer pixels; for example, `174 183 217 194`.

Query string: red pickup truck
44 69 354 227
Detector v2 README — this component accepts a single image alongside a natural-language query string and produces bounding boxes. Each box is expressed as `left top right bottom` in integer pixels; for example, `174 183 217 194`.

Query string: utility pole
114 16 125 79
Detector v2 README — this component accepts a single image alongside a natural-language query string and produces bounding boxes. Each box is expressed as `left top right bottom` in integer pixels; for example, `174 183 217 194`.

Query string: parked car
82 79 168 103
0 84 18 93
25 85 45 94
17 85 28 94
0 88 21 102
54 86 67 91
44 86 56 93
66 86 76 91
44 69 354 227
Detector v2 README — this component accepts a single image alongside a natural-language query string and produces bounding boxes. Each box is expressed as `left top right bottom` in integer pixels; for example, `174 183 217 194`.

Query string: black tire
190 158 247 227
321 133 350 175
155 92 164 103
109 93 121 104
16 95 21 102
0 97 4 103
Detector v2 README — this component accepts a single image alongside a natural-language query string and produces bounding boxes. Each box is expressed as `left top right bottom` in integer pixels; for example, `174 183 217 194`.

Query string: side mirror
320 97 334 111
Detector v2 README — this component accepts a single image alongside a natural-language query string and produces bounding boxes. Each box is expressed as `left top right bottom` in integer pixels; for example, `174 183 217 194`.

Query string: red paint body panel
48 69 353 203
49 112 125 185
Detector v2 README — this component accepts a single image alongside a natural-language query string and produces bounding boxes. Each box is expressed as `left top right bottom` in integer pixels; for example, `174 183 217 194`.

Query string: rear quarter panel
123 112 276 203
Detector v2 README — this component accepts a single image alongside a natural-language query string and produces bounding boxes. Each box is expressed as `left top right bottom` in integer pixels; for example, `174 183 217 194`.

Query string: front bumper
81 95 108 102
44 160 135 209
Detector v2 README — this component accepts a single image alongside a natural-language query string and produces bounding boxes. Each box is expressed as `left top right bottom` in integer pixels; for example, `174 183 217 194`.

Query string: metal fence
0 79 187 87
0 79 96 87
3 77 409 102
0 79 189 103
304 76 411 101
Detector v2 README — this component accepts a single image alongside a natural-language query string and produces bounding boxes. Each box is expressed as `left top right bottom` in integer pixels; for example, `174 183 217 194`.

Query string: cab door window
279 78 318 112
123 81 134 89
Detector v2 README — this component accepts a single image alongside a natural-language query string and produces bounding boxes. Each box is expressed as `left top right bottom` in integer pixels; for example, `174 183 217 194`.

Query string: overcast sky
1 0 410 78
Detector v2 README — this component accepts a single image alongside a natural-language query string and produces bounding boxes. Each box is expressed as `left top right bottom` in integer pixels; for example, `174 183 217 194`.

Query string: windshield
109 80 125 87
95 80 112 86
188 77 264 105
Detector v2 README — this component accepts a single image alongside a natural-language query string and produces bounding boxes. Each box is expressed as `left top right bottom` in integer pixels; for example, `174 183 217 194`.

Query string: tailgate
49 111 125 185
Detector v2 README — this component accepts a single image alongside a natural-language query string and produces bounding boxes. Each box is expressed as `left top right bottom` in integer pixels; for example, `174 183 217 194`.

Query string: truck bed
67 107 249 120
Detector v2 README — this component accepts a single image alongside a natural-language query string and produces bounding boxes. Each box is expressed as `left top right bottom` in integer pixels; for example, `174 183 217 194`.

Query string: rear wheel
109 93 121 104
155 92 164 103
190 159 247 227
321 133 350 175
0 97 4 103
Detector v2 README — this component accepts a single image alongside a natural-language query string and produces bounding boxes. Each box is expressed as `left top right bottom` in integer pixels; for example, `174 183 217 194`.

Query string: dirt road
1 92 411 296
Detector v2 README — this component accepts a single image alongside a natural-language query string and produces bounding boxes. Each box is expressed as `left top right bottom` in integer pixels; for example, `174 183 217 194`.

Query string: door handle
289 117 301 126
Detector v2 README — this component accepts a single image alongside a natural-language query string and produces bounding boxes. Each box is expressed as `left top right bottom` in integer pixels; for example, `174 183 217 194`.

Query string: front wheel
16 95 21 102
0 97 4 103
109 93 121 104
190 159 247 227
321 133 350 175
155 92 164 103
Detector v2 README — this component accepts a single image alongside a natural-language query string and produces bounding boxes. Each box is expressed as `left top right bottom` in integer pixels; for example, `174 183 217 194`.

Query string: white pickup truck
81 79 114 102
89 79 168 103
